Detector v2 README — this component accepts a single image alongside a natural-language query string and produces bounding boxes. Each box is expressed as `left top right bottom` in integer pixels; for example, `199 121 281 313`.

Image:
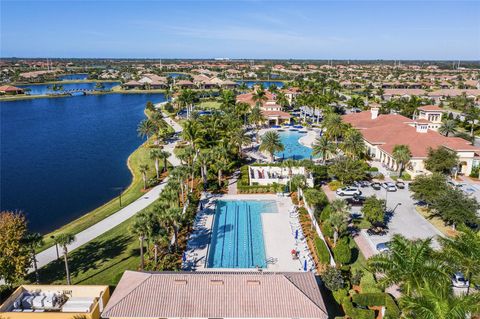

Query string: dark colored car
371 182 382 190
346 195 366 206
395 181 406 189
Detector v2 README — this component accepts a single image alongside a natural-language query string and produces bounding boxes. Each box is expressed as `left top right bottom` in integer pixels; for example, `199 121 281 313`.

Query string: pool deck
184 193 310 272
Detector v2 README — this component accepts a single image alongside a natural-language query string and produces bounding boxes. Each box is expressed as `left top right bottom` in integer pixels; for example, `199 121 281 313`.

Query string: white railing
299 188 336 267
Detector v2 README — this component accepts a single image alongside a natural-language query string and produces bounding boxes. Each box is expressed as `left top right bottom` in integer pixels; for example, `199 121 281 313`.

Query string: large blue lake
18 82 120 95
236 81 284 88
0 93 165 233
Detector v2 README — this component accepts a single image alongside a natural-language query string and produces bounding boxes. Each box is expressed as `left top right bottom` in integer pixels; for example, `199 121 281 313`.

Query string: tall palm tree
290 174 306 200
137 119 156 141
150 149 163 179
220 90 236 110
177 89 196 118
181 119 202 150
211 146 230 187
392 144 412 177
130 212 149 270
438 120 457 137
158 150 170 173
347 96 365 110
400 283 480 319
55 233 76 285
229 128 252 156
196 151 210 187
323 113 346 144
341 128 365 159
259 131 284 162
312 136 336 164
282 159 296 192
328 199 349 245
249 106 265 139
438 228 480 295
160 207 183 250
252 88 267 107
368 235 450 295
139 164 149 189
24 232 44 284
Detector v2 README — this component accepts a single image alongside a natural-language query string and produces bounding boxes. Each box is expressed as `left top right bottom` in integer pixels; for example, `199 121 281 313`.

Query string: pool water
276 130 314 160
207 200 277 268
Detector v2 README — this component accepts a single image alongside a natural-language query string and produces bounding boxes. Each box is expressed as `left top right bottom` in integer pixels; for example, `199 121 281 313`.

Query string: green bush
376 173 385 180
328 180 343 191
314 236 331 264
322 222 334 239
401 172 412 181
319 205 332 223
334 237 352 265
384 294 401 319
352 293 386 306
360 272 381 293
343 299 375 319
332 288 349 304
368 166 379 172
303 188 329 213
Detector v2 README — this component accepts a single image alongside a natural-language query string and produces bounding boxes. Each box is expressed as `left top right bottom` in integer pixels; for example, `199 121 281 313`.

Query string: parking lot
336 183 444 253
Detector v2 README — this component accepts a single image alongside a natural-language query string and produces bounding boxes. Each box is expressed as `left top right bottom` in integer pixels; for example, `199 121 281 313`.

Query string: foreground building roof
101 271 328 319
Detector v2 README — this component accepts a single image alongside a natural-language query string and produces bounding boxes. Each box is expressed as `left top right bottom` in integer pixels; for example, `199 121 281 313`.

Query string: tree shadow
32 234 131 284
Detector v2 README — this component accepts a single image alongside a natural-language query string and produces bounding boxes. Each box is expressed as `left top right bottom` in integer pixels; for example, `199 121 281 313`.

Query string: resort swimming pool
276 130 314 160
207 200 277 268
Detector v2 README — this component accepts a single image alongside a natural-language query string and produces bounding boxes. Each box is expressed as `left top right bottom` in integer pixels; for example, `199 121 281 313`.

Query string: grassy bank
38 142 166 251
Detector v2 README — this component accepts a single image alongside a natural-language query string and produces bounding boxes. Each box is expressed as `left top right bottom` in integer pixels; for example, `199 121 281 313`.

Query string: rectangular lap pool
207 200 277 268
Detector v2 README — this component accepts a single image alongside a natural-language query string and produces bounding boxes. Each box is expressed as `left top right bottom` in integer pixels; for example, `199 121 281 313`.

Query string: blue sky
1 0 479 59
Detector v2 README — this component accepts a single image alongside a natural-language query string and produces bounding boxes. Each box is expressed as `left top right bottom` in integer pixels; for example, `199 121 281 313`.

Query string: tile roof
418 105 445 112
343 111 480 158
101 271 328 319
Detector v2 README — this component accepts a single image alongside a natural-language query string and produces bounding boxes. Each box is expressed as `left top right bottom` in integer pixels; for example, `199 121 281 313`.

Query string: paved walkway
33 109 183 270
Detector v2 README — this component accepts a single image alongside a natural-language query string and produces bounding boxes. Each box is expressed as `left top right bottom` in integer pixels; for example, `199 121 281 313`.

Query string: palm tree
290 174 306 200
150 149 163 178
400 283 480 319
341 128 365 159
160 207 183 250
23 232 44 284
312 136 336 164
55 233 76 285
328 199 349 245
230 128 252 156
368 235 450 295
252 88 267 107
177 89 196 118
392 144 412 177
249 106 265 139
137 119 156 141
347 96 365 110
181 119 202 150
282 159 296 192
438 228 480 295
158 150 170 173
196 151 210 187
130 211 149 270
220 90 236 110
139 164 149 189
323 113 346 144
438 120 457 137
259 131 284 162
211 146 230 187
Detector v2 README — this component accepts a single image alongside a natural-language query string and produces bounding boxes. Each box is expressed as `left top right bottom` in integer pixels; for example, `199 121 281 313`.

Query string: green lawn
30 215 141 286
198 100 222 109
38 142 167 251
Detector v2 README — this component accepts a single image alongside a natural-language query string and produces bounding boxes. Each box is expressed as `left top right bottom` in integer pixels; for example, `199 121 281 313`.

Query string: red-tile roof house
236 91 291 125
343 108 480 176
0 85 25 95
101 271 328 319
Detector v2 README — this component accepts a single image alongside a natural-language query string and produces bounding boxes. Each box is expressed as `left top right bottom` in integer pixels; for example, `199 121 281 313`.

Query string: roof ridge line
282 274 328 317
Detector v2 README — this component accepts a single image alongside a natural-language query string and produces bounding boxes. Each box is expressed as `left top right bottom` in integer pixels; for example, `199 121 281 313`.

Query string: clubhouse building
343 106 480 177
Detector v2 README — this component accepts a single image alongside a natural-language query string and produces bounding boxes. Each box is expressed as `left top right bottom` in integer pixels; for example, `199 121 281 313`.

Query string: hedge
303 188 329 213
351 293 401 319
360 272 382 293
342 299 375 319
328 180 343 191
314 235 331 264
333 237 352 265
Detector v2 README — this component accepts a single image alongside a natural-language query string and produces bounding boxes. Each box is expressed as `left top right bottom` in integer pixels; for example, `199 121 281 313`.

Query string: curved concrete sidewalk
33 110 183 270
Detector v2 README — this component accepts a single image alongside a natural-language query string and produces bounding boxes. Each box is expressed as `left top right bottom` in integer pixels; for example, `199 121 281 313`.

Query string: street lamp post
50 235 59 259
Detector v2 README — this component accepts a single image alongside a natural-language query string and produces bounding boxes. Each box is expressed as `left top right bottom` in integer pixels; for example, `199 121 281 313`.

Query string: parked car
336 187 362 197
346 195 366 206
452 272 469 288
370 182 382 190
382 182 397 192
376 242 390 253
395 181 406 189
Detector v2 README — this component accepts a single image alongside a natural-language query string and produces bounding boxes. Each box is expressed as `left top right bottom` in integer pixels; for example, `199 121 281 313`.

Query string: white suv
336 187 362 196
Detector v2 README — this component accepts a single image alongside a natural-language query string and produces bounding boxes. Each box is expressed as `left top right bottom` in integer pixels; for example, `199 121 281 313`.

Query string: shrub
352 293 387 306
334 237 352 265
343 299 375 319
332 288 349 304
376 173 385 180
328 180 343 191
303 188 329 213
321 266 345 291
360 272 381 293
314 236 331 264
384 294 401 319
322 222 334 239
351 270 363 286
368 166 379 172
319 205 332 223
401 172 412 181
